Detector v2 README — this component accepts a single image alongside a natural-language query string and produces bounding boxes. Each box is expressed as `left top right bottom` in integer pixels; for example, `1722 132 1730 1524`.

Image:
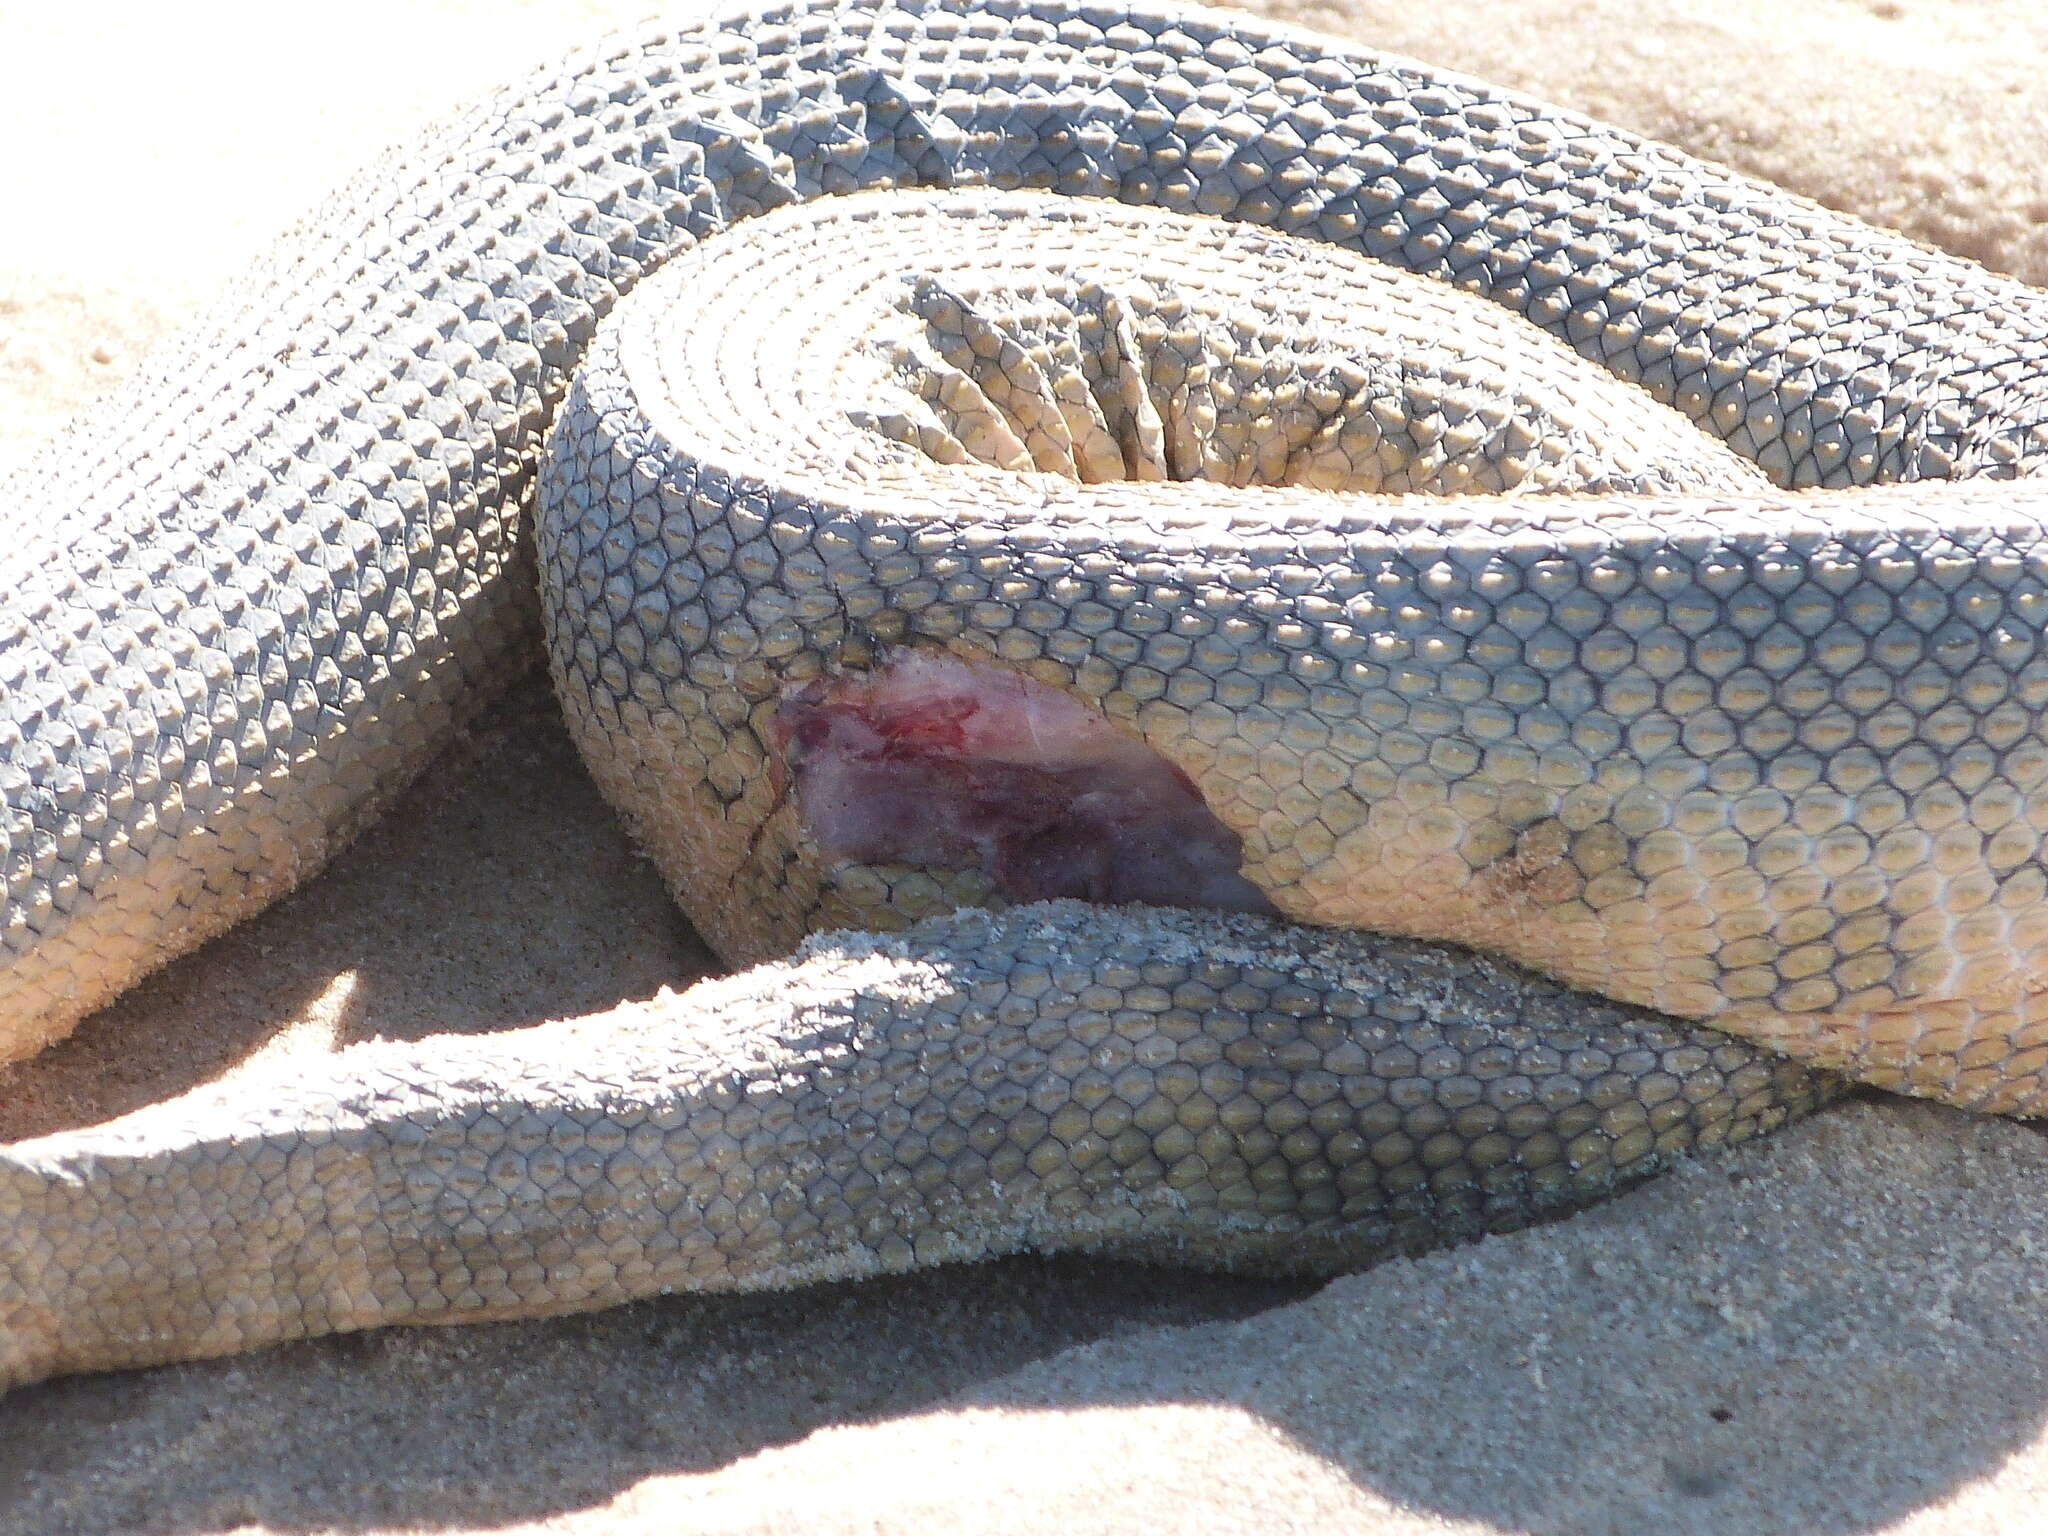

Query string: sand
4 1 2048 1531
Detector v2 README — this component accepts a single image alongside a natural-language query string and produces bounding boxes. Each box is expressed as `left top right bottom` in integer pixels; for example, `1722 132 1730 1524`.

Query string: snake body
1 0 2045 1386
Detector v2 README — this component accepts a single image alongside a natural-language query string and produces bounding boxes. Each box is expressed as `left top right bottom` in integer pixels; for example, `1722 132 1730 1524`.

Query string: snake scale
2 0 2044 1388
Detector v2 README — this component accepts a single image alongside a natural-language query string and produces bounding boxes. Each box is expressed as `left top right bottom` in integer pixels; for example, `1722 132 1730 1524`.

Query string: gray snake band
3 0 2044 1386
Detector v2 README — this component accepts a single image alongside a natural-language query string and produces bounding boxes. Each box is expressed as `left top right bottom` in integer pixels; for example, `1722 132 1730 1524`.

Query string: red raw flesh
774 651 1274 914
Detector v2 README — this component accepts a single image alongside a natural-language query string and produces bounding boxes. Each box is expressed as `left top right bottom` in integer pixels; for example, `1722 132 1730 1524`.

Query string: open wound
773 650 1274 914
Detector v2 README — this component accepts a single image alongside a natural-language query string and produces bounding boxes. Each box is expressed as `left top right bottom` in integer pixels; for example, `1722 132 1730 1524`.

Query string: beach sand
5 2 2048 1530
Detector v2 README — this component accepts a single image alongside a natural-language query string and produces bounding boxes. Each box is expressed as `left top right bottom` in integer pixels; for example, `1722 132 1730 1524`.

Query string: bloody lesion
772 649 1274 914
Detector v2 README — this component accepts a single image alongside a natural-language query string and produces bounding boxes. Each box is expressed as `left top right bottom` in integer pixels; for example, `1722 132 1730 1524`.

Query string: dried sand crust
4 2 2048 1531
